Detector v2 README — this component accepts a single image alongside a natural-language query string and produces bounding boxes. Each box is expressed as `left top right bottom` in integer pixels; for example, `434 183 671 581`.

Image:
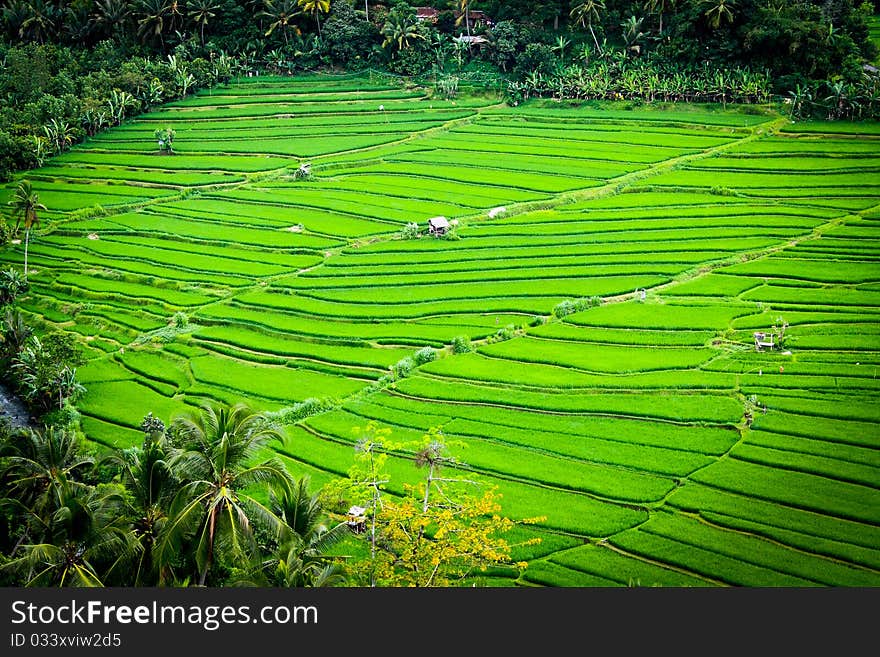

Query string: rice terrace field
1 72 879 587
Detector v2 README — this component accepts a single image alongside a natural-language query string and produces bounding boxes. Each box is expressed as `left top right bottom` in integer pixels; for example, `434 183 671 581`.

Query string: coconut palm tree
188 0 219 45
2 476 138 586
136 0 170 50
296 0 329 38
107 423 177 585
381 6 423 53
457 0 472 38
0 427 93 531
93 0 132 43
261 0 301 44
570 0 605 54
238 477 349 586
6 180 46 278
157 401 292 586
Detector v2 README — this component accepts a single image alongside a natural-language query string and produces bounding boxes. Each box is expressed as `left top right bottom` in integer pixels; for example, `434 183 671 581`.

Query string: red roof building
415 7 440 22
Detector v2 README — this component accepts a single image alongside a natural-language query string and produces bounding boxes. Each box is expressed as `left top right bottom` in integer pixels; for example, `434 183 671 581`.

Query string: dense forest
0 0 878 182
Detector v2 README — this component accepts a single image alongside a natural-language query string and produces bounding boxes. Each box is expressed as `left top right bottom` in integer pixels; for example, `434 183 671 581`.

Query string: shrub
451 335 472 354
436 76 459 99
400 222 421 239
321 1 379 68
514 42 556 80
0 268 29 306
391 356 415 379
413 346 437 365
553 296 601 318
265 397 336 425
134 311 196 344
492 324 518 342
42 400 82 432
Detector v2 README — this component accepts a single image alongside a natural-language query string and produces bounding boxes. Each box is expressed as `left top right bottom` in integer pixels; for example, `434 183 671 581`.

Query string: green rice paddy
2 73 878 587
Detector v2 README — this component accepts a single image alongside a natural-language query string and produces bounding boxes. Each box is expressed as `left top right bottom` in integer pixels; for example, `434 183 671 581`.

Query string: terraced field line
537 540 726 587
40 105 498 235
336 115 791 252
127 112 798 408
308 106 506 167
601 212 855 305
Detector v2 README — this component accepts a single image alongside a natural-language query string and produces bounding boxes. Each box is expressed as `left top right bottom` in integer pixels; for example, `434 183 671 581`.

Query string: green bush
400 222 421 239
172 311 189 329
451 335 472 354
391 356 415 379
264 397 337 425
492 324 518 342
413 346 437 365
553 296 602 318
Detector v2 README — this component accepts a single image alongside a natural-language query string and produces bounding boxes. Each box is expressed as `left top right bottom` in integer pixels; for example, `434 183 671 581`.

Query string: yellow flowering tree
326 423 542 587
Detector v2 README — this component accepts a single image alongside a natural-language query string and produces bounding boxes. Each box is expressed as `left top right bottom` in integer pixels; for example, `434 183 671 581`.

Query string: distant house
427 216 450 236
455 9 493 29
346 505 367 533
753 331 775 351
415 6 439 22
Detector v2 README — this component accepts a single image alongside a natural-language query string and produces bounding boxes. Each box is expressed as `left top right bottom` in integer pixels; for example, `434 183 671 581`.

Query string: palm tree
570 0 605 54
166 0 184 33
0 427 93 532
381 7 423 53
6 180 46 278
240 478 348 586
107 424 176 585
702 0 735 30
2 477 138 586
261 0 301 44
296 0 329 38
188 0 219 45
136 0 170 50
157 401 292 586
93 0 132 43
20 0 57 43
